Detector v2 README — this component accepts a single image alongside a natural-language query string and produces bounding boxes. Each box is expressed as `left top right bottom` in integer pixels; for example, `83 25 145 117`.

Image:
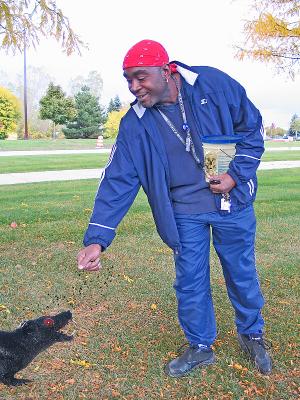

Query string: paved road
1 160 299 185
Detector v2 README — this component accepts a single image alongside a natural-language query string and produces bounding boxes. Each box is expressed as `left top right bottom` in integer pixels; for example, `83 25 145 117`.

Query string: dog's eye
43 318 54 327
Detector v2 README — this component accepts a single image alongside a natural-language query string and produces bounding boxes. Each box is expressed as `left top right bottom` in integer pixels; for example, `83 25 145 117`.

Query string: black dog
0 310 73 386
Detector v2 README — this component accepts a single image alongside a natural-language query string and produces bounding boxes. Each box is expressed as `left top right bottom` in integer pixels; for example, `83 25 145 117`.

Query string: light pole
23 30 29 140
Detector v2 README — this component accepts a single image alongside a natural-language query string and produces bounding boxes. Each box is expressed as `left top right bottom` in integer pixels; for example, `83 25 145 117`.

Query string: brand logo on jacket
200 98 208 105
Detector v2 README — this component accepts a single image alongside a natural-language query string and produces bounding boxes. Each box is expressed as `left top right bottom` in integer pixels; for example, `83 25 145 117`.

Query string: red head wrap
122 39 177 72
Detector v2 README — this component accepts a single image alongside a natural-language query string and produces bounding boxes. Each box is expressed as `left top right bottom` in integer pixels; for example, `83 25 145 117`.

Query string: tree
103 108 128 139
288 113 300 136
39 83 76 138
0 86 21 139
15 66 53 112
63 86 106 139
0 66 54 137
265 125 286 137
107 95 122 113
235 0 300 78
0 0 83 54
68 71 103 99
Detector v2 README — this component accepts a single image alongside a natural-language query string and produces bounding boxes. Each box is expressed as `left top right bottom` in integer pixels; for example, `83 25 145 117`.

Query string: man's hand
77 244 102 271
209 173 236 194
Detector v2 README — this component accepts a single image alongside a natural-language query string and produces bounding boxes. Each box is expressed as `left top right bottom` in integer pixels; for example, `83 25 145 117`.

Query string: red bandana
122 39 177 72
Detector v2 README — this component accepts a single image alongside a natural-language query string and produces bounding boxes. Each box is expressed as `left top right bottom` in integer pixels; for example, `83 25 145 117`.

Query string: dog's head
18 310 73 344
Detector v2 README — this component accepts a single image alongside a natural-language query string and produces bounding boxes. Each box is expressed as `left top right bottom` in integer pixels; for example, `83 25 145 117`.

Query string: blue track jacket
83 62 265 254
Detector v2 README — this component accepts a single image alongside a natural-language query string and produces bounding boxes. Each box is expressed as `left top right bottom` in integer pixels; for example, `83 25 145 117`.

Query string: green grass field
0 138 299 151
0 138 116 151
0 154 110 173
264 140 300 148
0 169 299 399
262 150 300 161
1 147 299 174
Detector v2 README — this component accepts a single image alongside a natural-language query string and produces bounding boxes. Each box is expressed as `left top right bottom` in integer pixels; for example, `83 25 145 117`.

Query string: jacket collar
131 62 198 118
132 100 146 118
173 61 198 86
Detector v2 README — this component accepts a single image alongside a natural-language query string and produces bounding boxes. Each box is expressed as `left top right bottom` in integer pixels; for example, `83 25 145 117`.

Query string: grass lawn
261 150 300 161
1 154 110 173
0 138 299 152
264 141 300 148
1 149 299 174
0 138 115 151
0 169 299 399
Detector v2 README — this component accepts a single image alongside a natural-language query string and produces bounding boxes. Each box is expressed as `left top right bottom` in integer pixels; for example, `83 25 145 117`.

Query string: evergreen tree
63 86 106 139
288 114 300 137
39 83 77 139
107 95 122 113
113 95 122 112
107 98 115 114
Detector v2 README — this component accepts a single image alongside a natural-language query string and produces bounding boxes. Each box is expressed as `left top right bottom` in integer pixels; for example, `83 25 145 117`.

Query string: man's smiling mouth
138 93 149 101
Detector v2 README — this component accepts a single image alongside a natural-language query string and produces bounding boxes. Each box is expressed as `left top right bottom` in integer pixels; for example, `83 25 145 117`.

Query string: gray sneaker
164 344 216 378
238 333 272 375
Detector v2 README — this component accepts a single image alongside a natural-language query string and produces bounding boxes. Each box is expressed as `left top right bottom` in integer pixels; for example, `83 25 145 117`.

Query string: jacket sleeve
227 85 265 185
83 138 141 249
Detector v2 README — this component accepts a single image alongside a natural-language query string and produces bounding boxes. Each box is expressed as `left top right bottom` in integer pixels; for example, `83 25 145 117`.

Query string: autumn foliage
0 0 83 54
104 108 128 139
0 86 21 139
236 0 300 78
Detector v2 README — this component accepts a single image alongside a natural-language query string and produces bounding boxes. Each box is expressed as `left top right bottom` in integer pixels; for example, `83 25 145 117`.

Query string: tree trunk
52 122 56 140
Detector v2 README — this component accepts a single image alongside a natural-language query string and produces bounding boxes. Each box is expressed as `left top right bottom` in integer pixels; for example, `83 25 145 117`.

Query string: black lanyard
155 76 201 166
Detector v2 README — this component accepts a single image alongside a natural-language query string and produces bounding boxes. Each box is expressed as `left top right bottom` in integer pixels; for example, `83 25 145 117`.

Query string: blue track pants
174 205 265 346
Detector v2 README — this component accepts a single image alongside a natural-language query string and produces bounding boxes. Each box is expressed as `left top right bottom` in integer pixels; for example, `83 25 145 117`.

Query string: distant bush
17 120 53 139
103 108 128 139
0 86 21 139
63 126 99 139
30 129 52 139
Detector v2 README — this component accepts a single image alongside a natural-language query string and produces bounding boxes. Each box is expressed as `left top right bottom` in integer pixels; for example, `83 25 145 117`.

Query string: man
77 39 272 377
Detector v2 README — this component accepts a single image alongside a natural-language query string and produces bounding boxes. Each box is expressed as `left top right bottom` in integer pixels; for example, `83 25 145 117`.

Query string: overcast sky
1 0 299 129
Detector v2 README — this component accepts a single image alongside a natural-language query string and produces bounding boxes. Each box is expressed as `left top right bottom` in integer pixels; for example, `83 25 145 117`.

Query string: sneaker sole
164 354 216 378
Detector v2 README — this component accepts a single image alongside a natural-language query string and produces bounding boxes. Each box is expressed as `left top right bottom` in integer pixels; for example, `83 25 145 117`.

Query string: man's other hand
209 173 236 194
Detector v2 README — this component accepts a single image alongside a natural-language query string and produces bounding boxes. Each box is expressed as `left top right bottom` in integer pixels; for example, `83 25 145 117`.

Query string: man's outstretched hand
77 244 102 271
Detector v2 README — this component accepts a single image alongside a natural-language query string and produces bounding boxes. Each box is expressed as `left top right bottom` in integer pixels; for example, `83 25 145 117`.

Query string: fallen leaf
123 274 133 283
70 358 95 368
229 361 247 371
0 304 10 313
113 345 122 352
65 378 76 385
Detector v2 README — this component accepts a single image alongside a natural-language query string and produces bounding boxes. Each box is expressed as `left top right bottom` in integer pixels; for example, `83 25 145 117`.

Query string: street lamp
23 30 29 140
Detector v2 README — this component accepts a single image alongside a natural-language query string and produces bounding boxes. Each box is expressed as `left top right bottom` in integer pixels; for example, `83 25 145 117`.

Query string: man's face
123 66 169 108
